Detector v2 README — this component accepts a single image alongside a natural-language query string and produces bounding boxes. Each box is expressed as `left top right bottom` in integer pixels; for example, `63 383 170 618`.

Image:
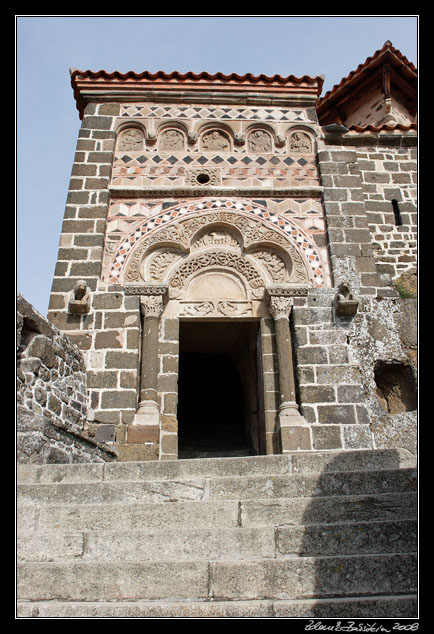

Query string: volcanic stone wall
17 294 116 463
44 100 417 459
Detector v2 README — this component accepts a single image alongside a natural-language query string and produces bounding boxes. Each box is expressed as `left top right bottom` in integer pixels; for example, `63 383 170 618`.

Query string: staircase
17 449 418 618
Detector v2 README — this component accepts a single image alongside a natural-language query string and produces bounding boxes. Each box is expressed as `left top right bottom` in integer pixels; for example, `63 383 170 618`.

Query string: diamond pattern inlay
105 198 326 287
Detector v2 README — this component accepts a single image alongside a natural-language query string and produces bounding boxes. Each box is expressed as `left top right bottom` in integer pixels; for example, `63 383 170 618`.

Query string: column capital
140 294 164 318
266 284 307 320
268 294 293 320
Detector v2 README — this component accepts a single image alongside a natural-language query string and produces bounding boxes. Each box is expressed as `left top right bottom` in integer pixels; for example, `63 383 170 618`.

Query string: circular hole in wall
196 173 210 185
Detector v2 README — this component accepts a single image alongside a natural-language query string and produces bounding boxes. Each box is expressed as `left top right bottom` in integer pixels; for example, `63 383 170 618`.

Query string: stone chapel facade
46 41 417 462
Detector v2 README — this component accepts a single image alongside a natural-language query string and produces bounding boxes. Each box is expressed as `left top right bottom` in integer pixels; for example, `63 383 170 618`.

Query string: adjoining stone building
45 41 417 462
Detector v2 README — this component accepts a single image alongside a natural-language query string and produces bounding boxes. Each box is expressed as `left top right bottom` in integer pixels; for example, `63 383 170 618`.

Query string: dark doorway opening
177 320 264 459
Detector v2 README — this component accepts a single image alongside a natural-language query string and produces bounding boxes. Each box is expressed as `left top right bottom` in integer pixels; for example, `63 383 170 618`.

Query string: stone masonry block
87 371 118 389
106 352 138 369
66 191 90 205
57 248 89 261
81 116 114 130
98 104 121 116
317 404 357 425
127 425 160 443
162 355 179 373
87 151 114 164
333 175 362 188
280 426 312 452
162 319 179 342
69 262 101 277
95 424 116 443
296 346 328 365
85 178 109 190
311 425 343 450
343 424 373 449
94 331 124 349
316 365 361 385
92 293 123 310
328 150 357 162
101 390 137 410
299 385 335 404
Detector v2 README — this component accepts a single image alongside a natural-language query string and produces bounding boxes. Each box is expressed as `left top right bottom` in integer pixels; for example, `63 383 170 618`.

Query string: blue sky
16 15 418 316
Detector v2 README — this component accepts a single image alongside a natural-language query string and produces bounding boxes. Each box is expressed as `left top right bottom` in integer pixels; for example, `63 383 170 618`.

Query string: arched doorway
120 200 318 458
177 320 264 458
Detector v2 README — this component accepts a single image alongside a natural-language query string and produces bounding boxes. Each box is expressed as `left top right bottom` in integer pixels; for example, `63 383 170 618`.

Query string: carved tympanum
169 250 264 290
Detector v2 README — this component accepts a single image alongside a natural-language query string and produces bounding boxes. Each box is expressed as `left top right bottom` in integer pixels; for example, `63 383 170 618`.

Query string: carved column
133 292 164 427
267 288 312 451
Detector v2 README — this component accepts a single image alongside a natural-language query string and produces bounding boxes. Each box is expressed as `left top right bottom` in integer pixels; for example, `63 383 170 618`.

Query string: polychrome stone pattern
102 197 330 288
112 103 319 189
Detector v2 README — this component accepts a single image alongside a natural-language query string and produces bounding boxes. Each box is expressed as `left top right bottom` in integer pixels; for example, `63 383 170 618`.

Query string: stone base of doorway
280 425 312 452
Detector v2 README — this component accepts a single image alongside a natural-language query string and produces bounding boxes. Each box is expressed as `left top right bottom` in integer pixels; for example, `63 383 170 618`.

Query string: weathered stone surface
240 491 417 527
209 554 416 600
18 561 209 601
16 596 417 619
17 451 417 617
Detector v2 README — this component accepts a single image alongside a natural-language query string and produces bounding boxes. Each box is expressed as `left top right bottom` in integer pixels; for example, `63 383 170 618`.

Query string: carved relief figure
117 128 144 152
253 250 287 282
180 301 214 316
192 230 239 250
248 130 272 153
160 129 185 151
149 251 180 281
201 130 230 151
68 279 91 314
288 130 312 153
333 281 359 317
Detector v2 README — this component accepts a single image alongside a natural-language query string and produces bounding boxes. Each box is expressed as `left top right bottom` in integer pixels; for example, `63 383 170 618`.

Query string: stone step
17 467 417 507
16 595 418 618
18 492 417 532
17 553 417 603
16 448 415 484
18 519 417 563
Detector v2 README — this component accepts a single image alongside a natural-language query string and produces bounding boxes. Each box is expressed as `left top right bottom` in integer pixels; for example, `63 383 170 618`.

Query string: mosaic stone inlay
120 104 309 122
105 199 328 287
111 152 320 188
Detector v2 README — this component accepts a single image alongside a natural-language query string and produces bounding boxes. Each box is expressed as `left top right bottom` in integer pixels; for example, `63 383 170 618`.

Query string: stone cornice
108 185 324 199
71 69 324 118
